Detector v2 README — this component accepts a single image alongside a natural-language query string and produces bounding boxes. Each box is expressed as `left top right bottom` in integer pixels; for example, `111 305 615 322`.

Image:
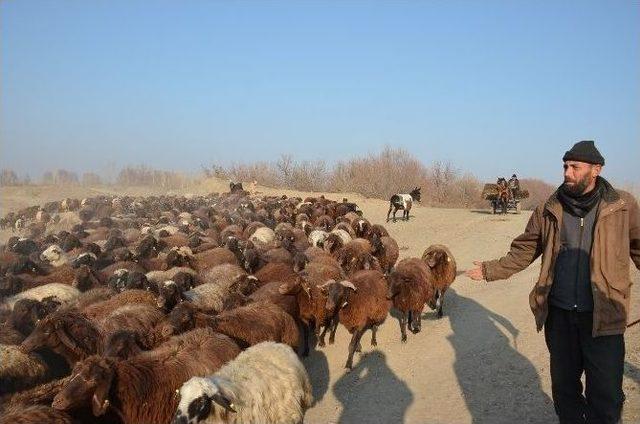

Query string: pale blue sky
1 1 638 184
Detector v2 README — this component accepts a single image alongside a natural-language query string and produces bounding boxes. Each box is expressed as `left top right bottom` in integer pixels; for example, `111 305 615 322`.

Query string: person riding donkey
467 140 639 424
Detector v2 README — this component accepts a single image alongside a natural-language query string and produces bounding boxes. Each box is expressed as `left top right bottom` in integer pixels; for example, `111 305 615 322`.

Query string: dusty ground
1 181 638 424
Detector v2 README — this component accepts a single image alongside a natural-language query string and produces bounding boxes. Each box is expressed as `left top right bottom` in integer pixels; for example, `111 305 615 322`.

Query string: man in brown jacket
467 140 639 424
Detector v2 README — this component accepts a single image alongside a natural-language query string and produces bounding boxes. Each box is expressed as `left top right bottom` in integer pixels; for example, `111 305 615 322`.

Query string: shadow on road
333 350 413 424
446 288 555 424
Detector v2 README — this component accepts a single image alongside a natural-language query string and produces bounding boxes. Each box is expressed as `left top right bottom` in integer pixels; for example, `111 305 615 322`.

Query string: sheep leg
400 312 408 343
392 208 398 223
345 327 366 369
302 322 310 357
328 317 339 345
371 325 378 346
317 324 329 347
436 289 444 318
386 205 393 222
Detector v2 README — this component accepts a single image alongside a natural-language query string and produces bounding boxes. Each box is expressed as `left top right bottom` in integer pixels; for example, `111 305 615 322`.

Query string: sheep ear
91 369 114 416
339 280 357 291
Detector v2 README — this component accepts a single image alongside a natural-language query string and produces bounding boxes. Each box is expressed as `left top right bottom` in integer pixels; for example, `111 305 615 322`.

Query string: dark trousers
544 305 625 424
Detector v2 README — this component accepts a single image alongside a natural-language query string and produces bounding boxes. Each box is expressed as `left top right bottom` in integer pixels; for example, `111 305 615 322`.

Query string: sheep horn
55 323 85 357
339 280 357 291
318 279 336 289
211 392 236 413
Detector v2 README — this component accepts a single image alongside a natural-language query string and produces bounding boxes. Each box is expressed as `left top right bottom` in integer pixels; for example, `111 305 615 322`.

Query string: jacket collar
544 177 621 221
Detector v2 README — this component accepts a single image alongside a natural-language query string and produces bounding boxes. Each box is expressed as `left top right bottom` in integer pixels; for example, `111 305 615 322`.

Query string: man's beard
563 175 591 196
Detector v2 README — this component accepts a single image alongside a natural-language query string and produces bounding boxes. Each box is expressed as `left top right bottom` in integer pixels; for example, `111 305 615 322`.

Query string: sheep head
21 311 100 363
40 244 64 265
157 280 185 311
73 265 100 291
173 376 237 424
319 279 357 312
52 356 115 417
103 330 144 359
423 249 448 269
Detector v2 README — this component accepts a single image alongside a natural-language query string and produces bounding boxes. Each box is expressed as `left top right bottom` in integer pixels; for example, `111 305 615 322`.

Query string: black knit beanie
562 140 605 165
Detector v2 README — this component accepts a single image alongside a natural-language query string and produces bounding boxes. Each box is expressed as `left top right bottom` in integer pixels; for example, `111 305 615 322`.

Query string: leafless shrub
519 178 556 210
116 165 192 189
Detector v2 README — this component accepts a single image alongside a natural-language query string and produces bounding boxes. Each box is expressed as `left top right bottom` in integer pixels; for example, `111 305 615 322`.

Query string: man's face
563 161 601 195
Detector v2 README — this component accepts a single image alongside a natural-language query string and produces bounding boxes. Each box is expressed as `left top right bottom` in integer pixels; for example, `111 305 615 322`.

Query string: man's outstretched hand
465 260 485 281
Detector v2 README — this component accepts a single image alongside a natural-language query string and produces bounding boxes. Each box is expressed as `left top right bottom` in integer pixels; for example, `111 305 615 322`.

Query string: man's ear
592 164 602 177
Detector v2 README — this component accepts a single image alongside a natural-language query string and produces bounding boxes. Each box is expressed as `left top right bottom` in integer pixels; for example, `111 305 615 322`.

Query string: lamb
320 270 391 369
370 233 400 274
173 342 312 424
2 283 80 311
0 344 50 395
386 257 435 342
51 328 241 424
421 244 457 318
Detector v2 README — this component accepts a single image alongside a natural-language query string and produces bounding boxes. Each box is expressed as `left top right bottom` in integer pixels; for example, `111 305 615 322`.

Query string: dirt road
1 183 638 423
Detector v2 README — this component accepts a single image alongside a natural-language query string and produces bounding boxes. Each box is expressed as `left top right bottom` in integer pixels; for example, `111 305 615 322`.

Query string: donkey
387 187 421 222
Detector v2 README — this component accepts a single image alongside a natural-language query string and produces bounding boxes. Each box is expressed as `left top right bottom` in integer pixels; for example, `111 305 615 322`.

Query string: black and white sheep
172 342 312 424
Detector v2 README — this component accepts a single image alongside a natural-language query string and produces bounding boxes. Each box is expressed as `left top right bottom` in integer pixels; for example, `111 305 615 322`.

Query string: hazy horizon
1 1 639 186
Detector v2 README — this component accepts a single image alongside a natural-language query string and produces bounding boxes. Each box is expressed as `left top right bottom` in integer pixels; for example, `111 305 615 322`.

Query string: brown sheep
421 244 457 318
253 261 298 286
336 238 377 276
82 289 156 321
320 270 391 369
20 310 102 367
351 217 372 238
279 261 343 356
0 405 75 424
202 301 300 350
386 258 435 342
51 328 241 424
191 247 238 272
370 233 400 274
98 261 146 281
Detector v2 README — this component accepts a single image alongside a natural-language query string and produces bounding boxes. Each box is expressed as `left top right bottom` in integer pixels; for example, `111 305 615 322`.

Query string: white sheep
173 342 313 424
146 266 198 285
1 283 80 310
248 227 276 249
40 244 69 267
308 230 329 248
330 229 352 245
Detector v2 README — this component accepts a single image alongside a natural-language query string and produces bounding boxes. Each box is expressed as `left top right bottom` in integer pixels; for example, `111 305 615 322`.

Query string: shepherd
386 187 421 222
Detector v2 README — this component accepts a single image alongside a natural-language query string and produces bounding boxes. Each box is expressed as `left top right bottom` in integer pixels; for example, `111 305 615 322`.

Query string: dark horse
386 187 421 222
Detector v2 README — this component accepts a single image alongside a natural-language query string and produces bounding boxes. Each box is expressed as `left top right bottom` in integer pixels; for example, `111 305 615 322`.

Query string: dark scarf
557 176 605 218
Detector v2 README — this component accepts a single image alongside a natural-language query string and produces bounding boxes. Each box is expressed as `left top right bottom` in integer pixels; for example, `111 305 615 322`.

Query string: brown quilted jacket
482 182 640 337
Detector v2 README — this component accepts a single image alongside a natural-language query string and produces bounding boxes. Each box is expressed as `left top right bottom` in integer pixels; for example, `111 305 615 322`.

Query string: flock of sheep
0 183 457 423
